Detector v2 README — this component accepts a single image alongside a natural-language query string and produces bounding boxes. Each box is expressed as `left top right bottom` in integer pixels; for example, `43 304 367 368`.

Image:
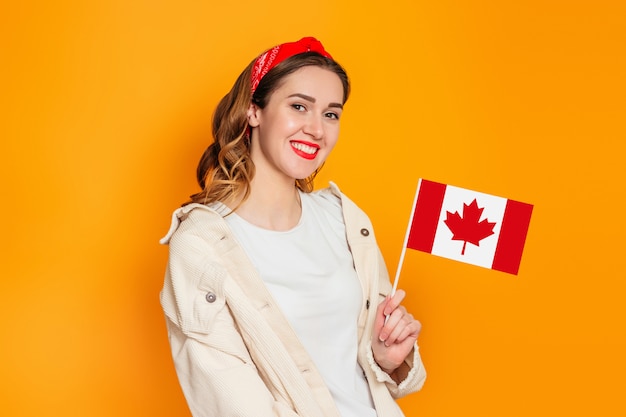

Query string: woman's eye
325 112 340 120
291 104 306 111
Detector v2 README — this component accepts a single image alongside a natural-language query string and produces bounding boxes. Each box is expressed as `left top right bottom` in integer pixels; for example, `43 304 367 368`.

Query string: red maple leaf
444 199 496 255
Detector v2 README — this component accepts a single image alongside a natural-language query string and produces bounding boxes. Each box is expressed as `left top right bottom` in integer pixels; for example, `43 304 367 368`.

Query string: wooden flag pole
385 180 422 324
391 180 422 296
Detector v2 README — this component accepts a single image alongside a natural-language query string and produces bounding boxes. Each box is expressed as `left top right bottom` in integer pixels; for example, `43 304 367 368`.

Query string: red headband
250 37 333 93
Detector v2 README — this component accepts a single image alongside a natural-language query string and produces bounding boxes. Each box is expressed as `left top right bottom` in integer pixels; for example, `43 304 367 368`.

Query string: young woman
160 37 426 417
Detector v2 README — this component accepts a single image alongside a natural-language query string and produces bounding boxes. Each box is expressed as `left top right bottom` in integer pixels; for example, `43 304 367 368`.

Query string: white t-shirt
221 190 377 417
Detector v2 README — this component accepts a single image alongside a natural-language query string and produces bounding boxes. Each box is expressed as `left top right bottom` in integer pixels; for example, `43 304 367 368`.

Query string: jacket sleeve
369 247 427 399
161 231 302 417
332 185 427 400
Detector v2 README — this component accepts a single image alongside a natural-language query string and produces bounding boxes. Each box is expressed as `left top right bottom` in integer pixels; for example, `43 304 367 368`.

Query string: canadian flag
405 179 533 275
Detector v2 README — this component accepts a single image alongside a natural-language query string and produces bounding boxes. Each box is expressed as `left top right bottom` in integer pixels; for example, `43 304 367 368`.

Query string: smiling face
247 65 345 184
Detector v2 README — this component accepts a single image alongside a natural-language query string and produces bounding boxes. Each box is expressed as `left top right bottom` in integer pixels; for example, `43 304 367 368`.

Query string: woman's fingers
383 289 406 316
380 307 421 346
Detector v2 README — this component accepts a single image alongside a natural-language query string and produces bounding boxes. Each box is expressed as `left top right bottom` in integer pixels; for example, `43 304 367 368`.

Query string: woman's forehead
272 66 344 101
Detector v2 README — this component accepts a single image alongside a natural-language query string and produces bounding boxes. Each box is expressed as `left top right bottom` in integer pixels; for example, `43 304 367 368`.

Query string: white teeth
291 142 317 155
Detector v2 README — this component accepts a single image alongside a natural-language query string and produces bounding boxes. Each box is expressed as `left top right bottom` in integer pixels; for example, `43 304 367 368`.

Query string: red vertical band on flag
491 199 533 275
406 180 447 253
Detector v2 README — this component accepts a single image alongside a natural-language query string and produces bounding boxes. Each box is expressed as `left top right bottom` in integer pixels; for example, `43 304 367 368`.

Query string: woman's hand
371 289 422 377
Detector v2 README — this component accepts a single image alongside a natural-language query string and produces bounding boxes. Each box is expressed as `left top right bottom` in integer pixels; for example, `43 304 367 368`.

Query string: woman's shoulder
310 182 369 217
160 204 228 247
309 185 341 207
314 182 379 240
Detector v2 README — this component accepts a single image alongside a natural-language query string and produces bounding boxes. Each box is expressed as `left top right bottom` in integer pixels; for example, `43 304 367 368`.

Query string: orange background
2 1 625 416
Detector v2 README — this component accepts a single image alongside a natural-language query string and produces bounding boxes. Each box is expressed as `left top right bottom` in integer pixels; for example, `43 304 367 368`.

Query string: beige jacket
160 184 426 417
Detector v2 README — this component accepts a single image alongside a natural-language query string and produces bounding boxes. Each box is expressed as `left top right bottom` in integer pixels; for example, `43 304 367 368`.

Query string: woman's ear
247 103 261 127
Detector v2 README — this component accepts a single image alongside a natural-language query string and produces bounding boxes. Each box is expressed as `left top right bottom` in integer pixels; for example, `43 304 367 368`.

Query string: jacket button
360 228 369 236
205 292 217 303
366 299 370 309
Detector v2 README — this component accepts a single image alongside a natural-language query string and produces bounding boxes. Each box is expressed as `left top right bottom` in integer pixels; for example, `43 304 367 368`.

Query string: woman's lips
291 141 319 160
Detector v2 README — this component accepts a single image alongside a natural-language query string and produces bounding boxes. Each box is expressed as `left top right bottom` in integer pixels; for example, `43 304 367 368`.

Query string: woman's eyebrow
288 93 343 109
288 93 316 102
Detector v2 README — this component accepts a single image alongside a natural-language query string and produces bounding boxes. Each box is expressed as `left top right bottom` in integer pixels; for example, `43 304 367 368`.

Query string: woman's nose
303 114 324 139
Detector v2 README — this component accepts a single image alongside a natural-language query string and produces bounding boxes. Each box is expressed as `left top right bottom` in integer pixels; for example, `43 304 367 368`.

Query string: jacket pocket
181 261 227 336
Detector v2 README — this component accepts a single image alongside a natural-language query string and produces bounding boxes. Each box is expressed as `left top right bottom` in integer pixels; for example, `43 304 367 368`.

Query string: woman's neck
233 175 302 231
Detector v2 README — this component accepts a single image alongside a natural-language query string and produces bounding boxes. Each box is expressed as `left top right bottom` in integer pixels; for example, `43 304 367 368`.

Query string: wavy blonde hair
186 52 350 208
